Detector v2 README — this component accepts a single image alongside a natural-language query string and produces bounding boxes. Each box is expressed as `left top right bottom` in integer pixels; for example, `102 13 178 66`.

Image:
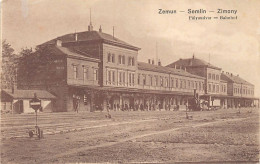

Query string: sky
1 0 260 97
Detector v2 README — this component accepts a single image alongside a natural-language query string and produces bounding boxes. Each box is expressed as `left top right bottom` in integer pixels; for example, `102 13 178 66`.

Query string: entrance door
19 100 24 113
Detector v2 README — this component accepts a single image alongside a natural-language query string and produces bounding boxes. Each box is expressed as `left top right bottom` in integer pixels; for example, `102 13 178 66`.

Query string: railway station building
17 23 258 112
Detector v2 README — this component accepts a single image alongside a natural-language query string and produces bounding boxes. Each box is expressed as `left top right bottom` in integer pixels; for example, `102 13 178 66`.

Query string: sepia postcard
1 0 260 163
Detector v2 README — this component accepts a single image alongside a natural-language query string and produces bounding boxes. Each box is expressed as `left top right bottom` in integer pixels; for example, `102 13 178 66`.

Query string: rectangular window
208 84 211 92
107 53 111 62
155 76 158 86
183 80 186 89
128 57 131 66
119 72 122 83
94 69 98 81
213 84 215 92
118 55 121 64
128 57 135 66
188 81 190 89
208 73 211 79
73 65 78 79
150 76 153 86
160 77 163 87
132 58 135 66
171 78 174 88
112 71 115 82
108 71 111 82
166 78 168 87
216 75 219 80
216 85 219 93
83 67 88 80
138 74 140 85
176 79 178 88
129 73 131 85
143 75 146 85
132 74 135 84
122 56 125 64
123 72 125 83
212 74 215 80
112 54 115 63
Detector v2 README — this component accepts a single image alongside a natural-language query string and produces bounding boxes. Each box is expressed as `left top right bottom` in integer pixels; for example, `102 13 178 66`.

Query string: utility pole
156 42 158 65
113 26 114 39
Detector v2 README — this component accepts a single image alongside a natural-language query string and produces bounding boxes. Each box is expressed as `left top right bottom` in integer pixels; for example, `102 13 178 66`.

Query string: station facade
18 24 259 112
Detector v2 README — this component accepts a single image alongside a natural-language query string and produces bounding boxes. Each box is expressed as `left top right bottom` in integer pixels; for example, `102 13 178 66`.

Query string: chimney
222 71 224 73
148 59 151 64
192 54 195 59
237 74 239 77
99 25 102 32
231 73 233 76
56 39 62 47
152 59 154 65
158 59 161 66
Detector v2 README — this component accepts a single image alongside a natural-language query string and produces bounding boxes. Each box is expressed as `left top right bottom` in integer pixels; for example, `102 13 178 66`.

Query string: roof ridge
93 30 104 40
138 61 205 79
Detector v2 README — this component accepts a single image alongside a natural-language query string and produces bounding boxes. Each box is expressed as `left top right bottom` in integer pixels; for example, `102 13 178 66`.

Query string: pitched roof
42 30 140 51
167 57 221 70
138 62 205 79
2 89 56 99
221 73 253 86
56 46 100 62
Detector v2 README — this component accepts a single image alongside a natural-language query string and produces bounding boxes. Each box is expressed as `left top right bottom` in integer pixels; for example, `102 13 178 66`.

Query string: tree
17 44 61 89
17 47 34 87
1 40 18 89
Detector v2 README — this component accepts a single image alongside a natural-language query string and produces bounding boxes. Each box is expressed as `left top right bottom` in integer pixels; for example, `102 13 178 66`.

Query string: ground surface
1 108 259 163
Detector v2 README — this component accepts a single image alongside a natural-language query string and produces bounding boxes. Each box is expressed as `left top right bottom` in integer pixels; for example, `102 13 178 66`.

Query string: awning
2 89 56 100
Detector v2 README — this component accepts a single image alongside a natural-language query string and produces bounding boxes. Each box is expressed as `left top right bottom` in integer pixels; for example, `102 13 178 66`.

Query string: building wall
220 81 228 95
102 43 138 88
67 57 99 86
186 66 226 95
137 68 205 94
232 82 254 98
206 67 222 95
227 82 234 96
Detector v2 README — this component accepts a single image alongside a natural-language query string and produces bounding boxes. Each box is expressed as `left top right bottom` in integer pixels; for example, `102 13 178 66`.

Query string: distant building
167 55 258 108
1 89 56 113
17 22 259 112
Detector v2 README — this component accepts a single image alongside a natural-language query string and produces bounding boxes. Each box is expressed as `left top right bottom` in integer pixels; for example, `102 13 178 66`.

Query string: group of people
103 103 180 111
